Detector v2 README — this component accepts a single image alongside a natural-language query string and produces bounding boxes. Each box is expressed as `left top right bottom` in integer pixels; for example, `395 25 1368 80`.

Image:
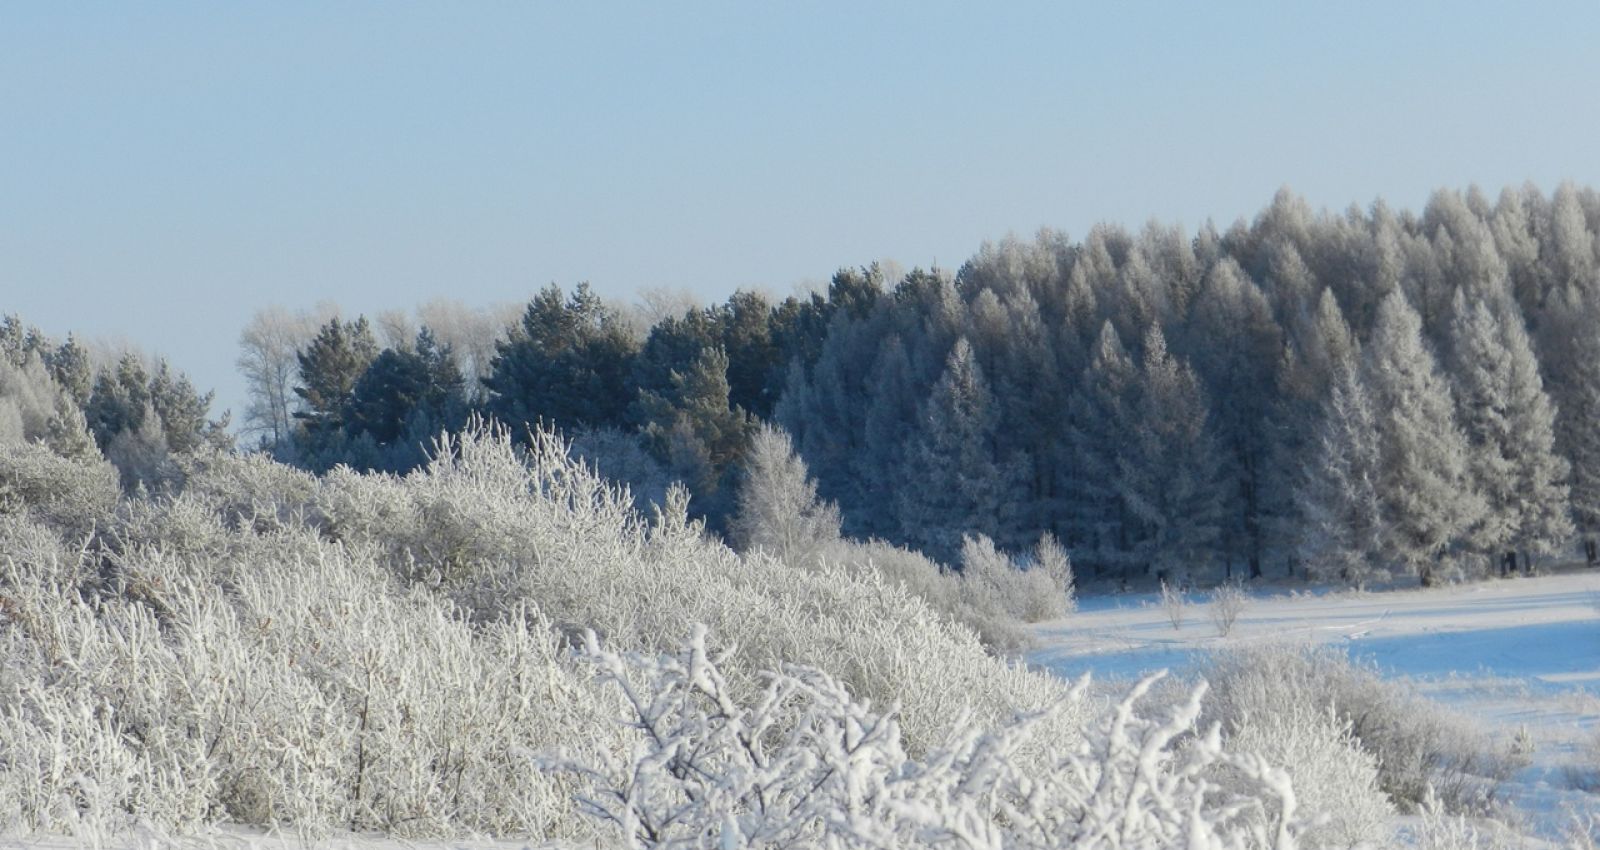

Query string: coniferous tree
1067 322 1137 575
293 317 379 439
486 283 637 433
1364 292 1485 584
638 347 756 525
899 338 1019 563
1295 358 1386 585
1445 291 1572 574
149 359 229 455
1183 259 1282 577
341 328 467 469
85 353 152 451
1536 285 1600 563
1117 325 1226 582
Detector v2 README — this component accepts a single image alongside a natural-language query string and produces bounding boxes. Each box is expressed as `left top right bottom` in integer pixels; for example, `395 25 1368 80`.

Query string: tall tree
1364 292 1485 584
898 337 1019 563
1295 358 1386 585
1067 322 1138 575
638 347 755 525
729 424 841 563
1117 325 1226 582
238 304 336 448
1444 291 1571 574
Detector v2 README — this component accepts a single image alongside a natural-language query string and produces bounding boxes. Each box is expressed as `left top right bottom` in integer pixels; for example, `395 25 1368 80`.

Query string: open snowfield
1030 567 1600 842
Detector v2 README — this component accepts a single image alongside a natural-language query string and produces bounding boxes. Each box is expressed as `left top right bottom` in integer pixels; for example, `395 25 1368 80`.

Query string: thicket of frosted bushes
0 422 1095 842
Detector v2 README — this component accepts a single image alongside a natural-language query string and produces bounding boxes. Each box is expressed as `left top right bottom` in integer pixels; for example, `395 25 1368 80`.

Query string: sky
4 2 1600 424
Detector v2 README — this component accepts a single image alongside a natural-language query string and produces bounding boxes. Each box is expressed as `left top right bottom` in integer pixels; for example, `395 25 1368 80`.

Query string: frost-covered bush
816 537 1028 652
547 627 1309 850
959 533 1074 624
1161 580 1188 630
1210 581 1249 637
1203 645 1517 813
0 521 619 841
0 439 119 539
307 423 1080 751
1217 702 1392 848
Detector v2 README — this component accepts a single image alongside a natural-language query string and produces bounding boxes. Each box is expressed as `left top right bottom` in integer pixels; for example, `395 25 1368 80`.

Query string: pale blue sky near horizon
4 2 1599 424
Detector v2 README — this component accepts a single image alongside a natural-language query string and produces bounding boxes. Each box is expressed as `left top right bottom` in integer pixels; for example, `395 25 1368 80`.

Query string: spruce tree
1067 322 1137 576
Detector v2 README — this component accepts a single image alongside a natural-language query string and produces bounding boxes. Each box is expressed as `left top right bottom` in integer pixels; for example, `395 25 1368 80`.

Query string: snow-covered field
1030 567 1600 842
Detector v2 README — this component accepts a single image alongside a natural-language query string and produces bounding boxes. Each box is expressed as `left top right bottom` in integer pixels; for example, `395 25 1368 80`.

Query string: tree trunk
1587 538 1597 566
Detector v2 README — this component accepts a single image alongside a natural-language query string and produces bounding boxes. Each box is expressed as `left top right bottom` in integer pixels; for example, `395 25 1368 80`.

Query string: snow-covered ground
1030 566 1600 841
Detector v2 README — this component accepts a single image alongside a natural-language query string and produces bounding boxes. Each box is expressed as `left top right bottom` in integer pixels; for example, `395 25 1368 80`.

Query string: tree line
220 183 1600 585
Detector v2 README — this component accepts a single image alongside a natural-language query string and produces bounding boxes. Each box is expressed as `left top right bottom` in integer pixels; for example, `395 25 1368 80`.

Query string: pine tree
1364 292 1485 584
638 347 756 525
1445 291 1572 574
485 283 638 432
293 317 379 438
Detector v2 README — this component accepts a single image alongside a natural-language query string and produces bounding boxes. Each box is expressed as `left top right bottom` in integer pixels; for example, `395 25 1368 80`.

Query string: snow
1029 566 1600 840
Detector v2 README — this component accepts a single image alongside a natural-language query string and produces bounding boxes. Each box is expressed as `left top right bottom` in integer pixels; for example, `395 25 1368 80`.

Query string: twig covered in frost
543 625 1310 850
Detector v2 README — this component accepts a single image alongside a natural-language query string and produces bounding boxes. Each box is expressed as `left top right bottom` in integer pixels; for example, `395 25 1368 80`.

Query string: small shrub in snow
959 533 1073 624
545 626 1310 850
1161 580 1187 630
1210 581 1249 637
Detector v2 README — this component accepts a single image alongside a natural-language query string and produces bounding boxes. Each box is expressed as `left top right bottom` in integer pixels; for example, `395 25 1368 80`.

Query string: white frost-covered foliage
307 422 1080 750
1202 645 1519 814
1216 702 1391 848
0 421 1081 840
813 538 1029 651
548 627 1310 850
731 423 842 564
958 533 1075 624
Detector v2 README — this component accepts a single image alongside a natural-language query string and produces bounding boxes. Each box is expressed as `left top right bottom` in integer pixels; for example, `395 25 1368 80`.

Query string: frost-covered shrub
0 439 119 539
1203 645 1517 813
177 448 323 533
0 421 1093 841
1217 702 1392 848
815 537 1027 652
959 533 1075 624
1210 581 1249 637
547 627 1310 850
1161 580 1188 630
0 523 617 841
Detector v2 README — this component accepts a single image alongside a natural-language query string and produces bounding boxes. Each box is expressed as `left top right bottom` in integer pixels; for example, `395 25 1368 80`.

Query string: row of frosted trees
244 184 1600 586
783 186 1600 585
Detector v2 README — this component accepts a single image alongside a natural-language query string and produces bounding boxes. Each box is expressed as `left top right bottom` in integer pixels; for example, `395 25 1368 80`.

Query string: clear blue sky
4 2 1599 422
